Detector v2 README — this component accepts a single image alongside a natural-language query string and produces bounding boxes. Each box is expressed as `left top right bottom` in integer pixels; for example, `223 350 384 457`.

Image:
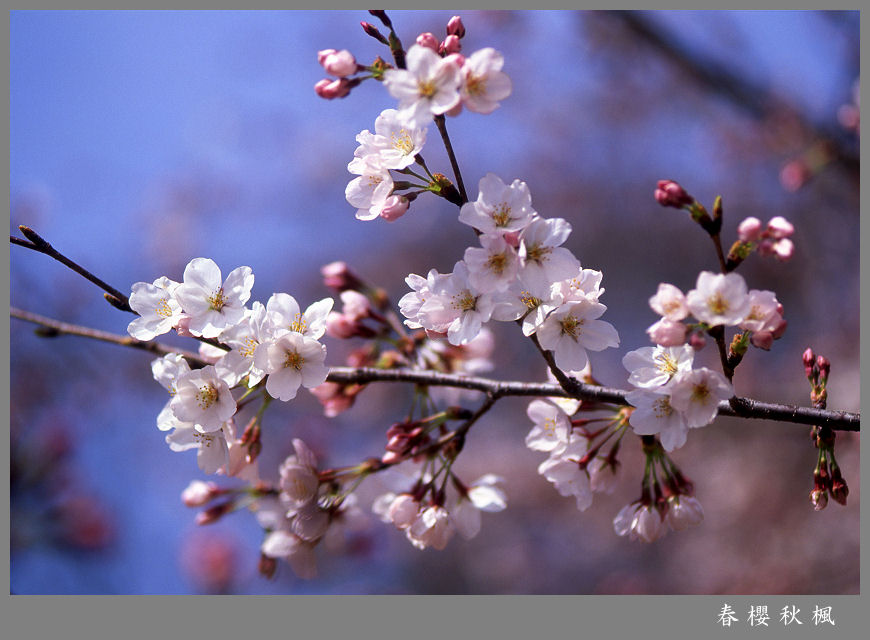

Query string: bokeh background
10 10 859 594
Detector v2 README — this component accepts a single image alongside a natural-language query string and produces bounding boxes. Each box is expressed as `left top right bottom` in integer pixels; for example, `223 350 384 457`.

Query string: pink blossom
646 317 687 346
415 32 439 51
317 49 357 77
314 77 351 99
377 194 410 221
737 216 763 243
446 15 465 38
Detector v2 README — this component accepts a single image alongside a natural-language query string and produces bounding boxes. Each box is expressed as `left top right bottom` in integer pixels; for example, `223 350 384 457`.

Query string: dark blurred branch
12 309 860 431
434 114 469 204
12 226 133 312
607 11 859 177
11 307 205 365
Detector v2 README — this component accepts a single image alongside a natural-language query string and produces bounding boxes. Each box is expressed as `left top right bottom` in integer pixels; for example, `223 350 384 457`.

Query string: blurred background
10 10 859 594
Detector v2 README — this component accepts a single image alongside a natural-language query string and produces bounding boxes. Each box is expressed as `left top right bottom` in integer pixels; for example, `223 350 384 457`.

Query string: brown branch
11 308 860 432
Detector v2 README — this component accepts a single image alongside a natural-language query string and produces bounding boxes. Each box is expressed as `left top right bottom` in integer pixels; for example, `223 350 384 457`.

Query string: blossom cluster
128 258 333 473
400 173 621 373
646 271 786 351
372 473 507 551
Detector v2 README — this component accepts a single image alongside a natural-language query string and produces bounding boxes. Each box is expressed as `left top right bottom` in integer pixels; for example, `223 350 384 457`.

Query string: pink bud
766 216 794 239
773 238 794 261
388 494 420 530
654 179 693 208
440 34 462 55
325 311 357 339
415 32 439 51
340 290 371 321
182 480 220 507
378 194 410 222
446 15 466 38
314 78 351 99
688 331 706 350
737 216 763 243
646 318 687 347
321 261 364 292
779 160 811 192
756 238 775 257
318 48 357 78
750 331 774 351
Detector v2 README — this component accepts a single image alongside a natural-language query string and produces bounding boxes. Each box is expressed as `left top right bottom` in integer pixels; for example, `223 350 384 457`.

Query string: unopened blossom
320 261 364 293
536 298 620 372
525 399 571 453
630 505 666 542
446 15 465 38
625 388 690 452
649 283 689 322
181 480 221 507
654 179 693 208
317 48 357 77
314 77 351 99
737 216 763 243
666 495 704 531
440 34 462 55
290 502 331 541
345 157 394 221
686 271 750 327
264 293 333 341
587 457 619 494
254 332 328 401
667 367 734 428
379 493 421 530
166 422 231 474
382 44 462 128
350 108 427 171
417 261 494 346
376 194 411 222
459 47 512 114
170 365 237 432
646 317 688 346
127 276 183 340
406 504 453 550
518 217 582 297
622 344 694 390
464 233 519 293
458 173 535 235
173 258 254 339
415 32 439 51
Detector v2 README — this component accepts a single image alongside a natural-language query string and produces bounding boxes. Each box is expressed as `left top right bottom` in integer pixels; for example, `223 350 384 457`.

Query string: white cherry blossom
667 367 734 428
382 44 462 128
169 364 237 432
463 233 519 293
535 298 620 372
173 258 254 339
459 47 512 114
458 173 535 234
624 388 690 452
254 332 328 401
622 344 694 390
525 399 571 453
686 271 751 327
518 217 582 297
127 276 183 340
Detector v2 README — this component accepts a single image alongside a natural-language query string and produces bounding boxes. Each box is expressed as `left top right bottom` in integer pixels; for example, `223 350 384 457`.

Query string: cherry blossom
173 258 254 339
127 276 183 340
667 367 734 428
254 332 328 401
382 44 463 128
459 47 512 114
686 271 750 327
622 344 694 390
169 364 237 432
624 388 691 452
525 399 571 453
518 217 582 296
458 173 535 234
463 233 519 293
535 298 620 372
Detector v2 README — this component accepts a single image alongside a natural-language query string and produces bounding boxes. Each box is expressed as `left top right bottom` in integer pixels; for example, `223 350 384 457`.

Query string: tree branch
12 307 860 431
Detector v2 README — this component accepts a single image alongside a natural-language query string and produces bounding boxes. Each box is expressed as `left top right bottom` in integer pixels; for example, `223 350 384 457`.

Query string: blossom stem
434 114 468 204
10 307 860 431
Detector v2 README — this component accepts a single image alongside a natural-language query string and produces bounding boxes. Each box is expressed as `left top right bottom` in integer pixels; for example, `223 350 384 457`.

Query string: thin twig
12 226 133 312
434 114 468 204
11 308 860 431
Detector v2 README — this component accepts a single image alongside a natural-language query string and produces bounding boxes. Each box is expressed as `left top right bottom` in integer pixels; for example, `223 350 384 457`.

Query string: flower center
208 288 228 312
366 174 383 187
654 353 678 376
289 312 308 334
240 337 258 358
520 290 541 309
542 417 556 436
418 80 437 98
197 384 219 410
652 397 674 418
491 203 512 227
559 315 584 339
707 292 729 315
525 243 551 264
745 304 763 321
391 129 414 155
452 290 477 312
485 251 510 275
284 351 305 371
690 382 711 404
466 74 486 96
156 297 173 318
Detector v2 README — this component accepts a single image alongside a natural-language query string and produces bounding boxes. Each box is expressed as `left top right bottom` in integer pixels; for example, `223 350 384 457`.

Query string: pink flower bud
646 318 687 346
737 216 763 242
314 77 351 99
360 21 388 45
378 194 410 222
757 238 775 257
195 501 233 525
318 48 357 78
340 290 371 321
688 331 706 350
779 159 811 192
810 488 828 511
415 32 439 51
446 15 466 38
320 261 364 292
766 216 794 239
440 34 462 55
182 480 220 507
750 330 774 351
773 238 794 261
325 311 357 339
654 179 693 208
388 494 420 530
